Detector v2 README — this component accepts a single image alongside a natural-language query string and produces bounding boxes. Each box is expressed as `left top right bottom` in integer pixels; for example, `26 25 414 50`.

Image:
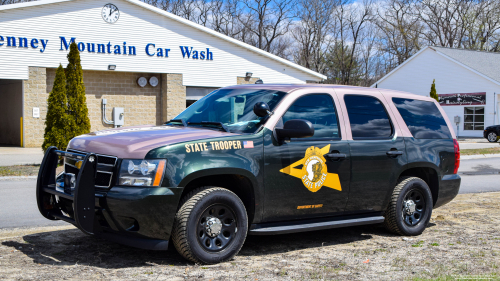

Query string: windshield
173 88 288 134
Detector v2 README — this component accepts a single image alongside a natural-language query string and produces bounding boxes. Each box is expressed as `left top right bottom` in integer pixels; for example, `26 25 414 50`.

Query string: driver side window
281 94 340 139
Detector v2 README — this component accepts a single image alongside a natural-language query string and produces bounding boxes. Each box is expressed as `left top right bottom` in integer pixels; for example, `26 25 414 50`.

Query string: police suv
36 84 461 264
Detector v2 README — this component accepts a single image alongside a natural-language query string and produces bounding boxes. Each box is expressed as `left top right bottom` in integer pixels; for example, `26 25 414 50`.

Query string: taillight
453 139 460 174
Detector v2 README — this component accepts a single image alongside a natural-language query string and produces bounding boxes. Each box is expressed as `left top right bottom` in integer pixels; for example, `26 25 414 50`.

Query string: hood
68 125 240 158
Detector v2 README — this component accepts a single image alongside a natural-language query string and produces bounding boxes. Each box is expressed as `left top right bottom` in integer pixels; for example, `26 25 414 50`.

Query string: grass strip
461 147 500 156
0 165 40 177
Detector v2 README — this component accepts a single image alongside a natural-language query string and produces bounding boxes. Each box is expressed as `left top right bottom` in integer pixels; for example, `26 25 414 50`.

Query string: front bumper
36 147 182 250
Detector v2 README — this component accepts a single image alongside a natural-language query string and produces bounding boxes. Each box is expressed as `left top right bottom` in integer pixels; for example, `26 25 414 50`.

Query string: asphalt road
0 157 499 229
0 180 65 229
457 157 500 193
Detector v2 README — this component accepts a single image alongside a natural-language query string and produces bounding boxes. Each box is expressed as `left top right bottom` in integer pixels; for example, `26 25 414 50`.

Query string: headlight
118 159 166 187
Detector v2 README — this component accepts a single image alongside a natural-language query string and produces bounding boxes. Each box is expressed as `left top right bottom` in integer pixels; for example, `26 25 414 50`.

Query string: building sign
438 92 486 106
0 35 214 60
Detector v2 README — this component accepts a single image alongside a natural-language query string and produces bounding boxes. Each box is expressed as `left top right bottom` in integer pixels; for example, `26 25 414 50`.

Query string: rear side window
282 94 340 139
344 95 393 139
392 98 452 139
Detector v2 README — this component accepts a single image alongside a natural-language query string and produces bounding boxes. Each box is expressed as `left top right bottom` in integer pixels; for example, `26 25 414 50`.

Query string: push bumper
434 174 461 208
36 147 181 250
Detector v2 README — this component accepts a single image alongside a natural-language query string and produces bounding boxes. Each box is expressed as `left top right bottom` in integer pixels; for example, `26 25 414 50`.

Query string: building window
464 107 484 130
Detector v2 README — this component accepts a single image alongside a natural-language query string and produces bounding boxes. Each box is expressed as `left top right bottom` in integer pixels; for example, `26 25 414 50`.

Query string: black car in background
484 125 500 142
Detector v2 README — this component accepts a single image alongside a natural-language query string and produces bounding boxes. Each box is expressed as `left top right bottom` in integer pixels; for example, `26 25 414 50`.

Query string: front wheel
384 177 433 236
171 187 248 264
487 131 498 142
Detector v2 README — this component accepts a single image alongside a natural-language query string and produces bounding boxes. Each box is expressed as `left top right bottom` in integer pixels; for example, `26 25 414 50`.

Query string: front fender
178 167 259 188
146 135 263 187
145 134 265 220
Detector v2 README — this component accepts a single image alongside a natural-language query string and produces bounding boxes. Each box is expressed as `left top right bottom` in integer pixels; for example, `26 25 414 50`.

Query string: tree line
141 0 500 86
3 0 500 86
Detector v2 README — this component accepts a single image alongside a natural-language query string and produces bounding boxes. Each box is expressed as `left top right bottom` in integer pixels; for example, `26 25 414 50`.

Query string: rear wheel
171 187 248 264
384 177 433 236
487 131 498 142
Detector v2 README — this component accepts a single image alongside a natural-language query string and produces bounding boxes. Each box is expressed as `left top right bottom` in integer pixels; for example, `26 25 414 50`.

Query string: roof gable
430 46 500 84
372 46 500 87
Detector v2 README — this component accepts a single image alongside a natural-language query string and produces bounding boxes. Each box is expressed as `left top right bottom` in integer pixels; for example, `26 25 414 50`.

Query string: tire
487 131 498 143
171 187 248 264
384 177 433 236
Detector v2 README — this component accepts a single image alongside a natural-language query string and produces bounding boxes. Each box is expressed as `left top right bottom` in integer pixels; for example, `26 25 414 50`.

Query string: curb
460 154 500 160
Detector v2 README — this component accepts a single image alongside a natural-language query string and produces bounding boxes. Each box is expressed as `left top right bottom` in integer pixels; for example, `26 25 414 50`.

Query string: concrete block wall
47 69 162 134
23 67 48 148
23 68 187 148
161 73 186 122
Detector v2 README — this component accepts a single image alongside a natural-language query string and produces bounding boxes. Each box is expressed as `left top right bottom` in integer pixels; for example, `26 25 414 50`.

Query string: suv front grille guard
36 146 97 235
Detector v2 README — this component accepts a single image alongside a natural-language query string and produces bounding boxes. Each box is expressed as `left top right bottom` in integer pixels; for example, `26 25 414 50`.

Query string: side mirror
253 102 271 117
276 119 314 140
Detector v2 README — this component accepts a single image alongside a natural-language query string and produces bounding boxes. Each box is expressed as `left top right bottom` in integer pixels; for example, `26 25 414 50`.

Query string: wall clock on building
102 3 120 24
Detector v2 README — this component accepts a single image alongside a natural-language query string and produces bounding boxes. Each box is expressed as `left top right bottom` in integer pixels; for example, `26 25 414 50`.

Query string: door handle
386 150 403 156
324 153 347 160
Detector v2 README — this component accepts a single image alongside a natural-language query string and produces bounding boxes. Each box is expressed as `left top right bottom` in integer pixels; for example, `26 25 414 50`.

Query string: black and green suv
37 84 461 264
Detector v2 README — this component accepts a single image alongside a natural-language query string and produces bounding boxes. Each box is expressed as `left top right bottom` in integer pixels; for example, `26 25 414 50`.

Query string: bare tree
415 0 473 48
326 0 373 85
375 0 422 66
358 23 380 86
462 0 500 51
292 0 338 73
210 0 244 38
238 0 296 56
1 0 32 4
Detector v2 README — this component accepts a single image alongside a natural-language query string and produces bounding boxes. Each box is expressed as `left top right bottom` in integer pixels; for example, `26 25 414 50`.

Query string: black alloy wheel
384 177 433 236
171 187 248 264
197 204 238 252
401 189 426 226
487 131 498 142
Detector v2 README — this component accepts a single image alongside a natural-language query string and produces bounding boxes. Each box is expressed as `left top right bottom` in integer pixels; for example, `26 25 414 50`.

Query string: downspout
494 92 498 125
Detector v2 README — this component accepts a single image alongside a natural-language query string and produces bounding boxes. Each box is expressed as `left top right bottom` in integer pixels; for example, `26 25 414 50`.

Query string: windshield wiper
165 119 187 127
188 121 229 132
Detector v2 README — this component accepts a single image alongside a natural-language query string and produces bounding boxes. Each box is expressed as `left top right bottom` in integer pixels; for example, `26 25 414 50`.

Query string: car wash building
372 46 500 138
0 0 325 148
